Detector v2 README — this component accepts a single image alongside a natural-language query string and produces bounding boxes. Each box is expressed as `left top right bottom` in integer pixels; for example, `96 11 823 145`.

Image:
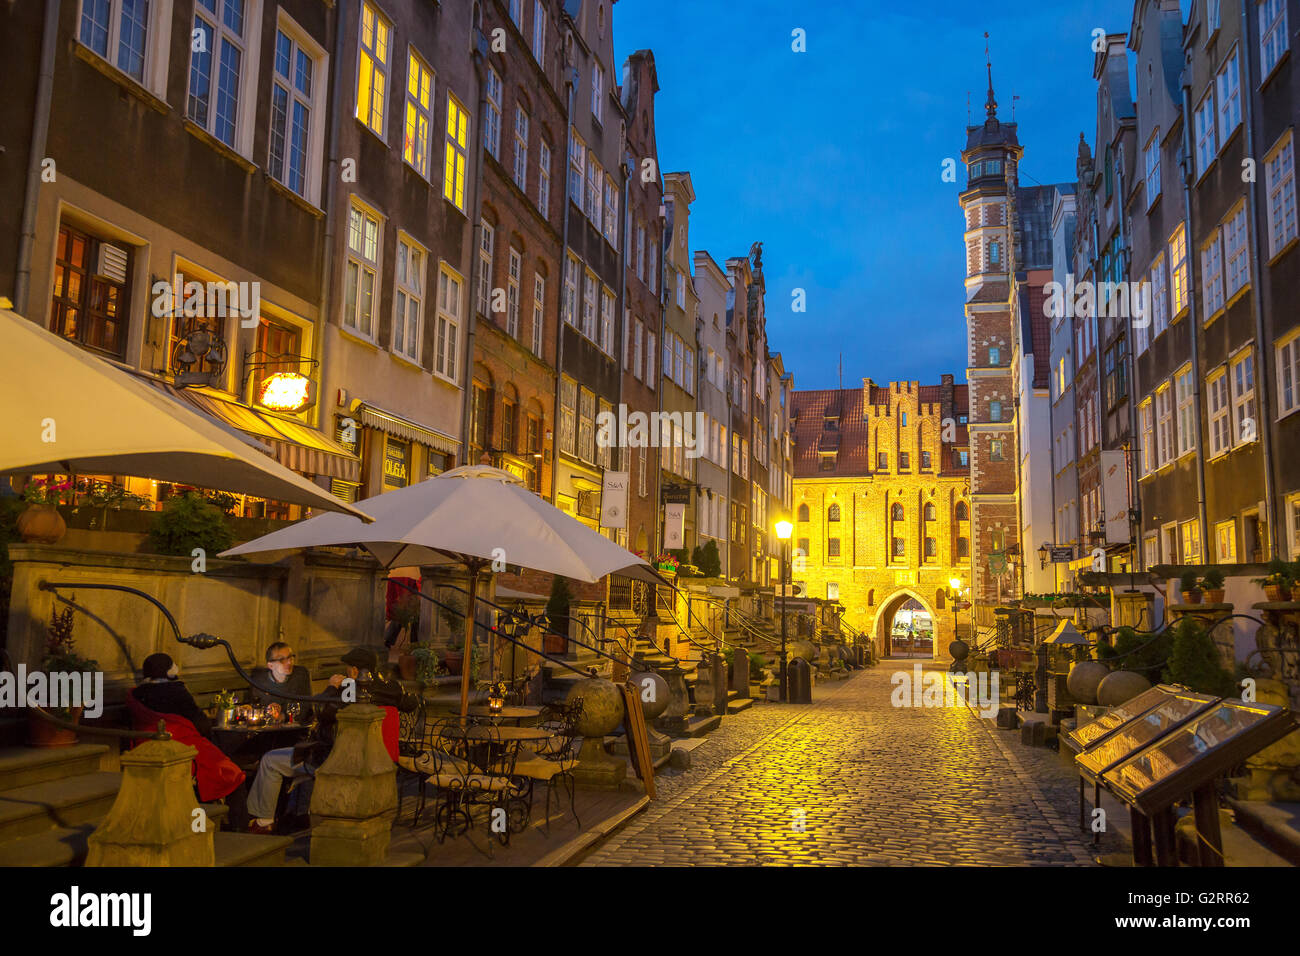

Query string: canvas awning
354 402 459 456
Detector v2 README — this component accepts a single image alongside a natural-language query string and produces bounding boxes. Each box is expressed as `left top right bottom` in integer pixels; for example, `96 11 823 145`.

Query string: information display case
1075 689 1219 784
1063 684 1180 754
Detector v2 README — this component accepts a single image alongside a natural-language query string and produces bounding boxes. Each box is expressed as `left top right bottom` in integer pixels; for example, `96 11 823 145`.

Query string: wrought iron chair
512 697 583 833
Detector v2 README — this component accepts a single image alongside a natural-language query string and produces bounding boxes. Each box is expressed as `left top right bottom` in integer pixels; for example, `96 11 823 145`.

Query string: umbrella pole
458 562 481 719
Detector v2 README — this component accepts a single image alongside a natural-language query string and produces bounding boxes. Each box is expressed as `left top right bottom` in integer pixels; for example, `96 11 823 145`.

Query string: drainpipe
550 62 577 505
14 0 61 315
1115 136 1143 570
1180 82 1210 560
459 32 489 465
1239 0 1280 559
315 0 348 441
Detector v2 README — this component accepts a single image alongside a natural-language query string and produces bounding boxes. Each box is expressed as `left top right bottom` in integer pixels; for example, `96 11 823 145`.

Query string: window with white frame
477 221 493 316
537 141 551 216
559 378 576 455
355 2 390 138
599 287 614 355
1231 348 1255 442
663 335 673 386
1181 520 1202 563
591 61 604 123
645 330 655 387
1144 128 1161 208
268 23 323 200
80 0 163 86
508 0 522 25
1260 0 1288 78
567 128 585 205
1278 328 1300 415
1209 0 1221 32
578 388 595 462
188 0 249 148
1217 48 1241 143
531 273 544 357
443 93 469 211
344 200 382 338
1150 254 1168 336
1265 132 1298 257
632 318 644 380
1169 224 1189 315
483 67 501 158
1176 365 1196 457
1216 519 1237 563
1208 370 1230 458
1224 204 1249 296
1144 534 1160 568
531 1 546 62
582 269 598 341
648 240 658 294
586 152 602 225
685 347 695 396
1156 382 1174 467
562 254 578 327
635 223 646 282
506 248 521 339
512 105 528 191
676 271 686 309
1194 89 1217 177
1202 233 1225 318
434 264 463 382
401 50 433 178
1140 398 1155 476
392 234 424 362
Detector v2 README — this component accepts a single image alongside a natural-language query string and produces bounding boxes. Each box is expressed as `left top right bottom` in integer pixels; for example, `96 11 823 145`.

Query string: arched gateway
873 590 938 660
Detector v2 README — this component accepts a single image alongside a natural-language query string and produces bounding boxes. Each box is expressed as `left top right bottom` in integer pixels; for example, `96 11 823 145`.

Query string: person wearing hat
130 653 212 738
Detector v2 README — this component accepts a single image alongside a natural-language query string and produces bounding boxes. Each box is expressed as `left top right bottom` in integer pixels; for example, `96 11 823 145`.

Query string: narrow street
579 668 1103 866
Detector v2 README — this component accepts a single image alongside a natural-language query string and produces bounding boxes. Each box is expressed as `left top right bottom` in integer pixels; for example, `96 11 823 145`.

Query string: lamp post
775 519 793 703
948 576 968 658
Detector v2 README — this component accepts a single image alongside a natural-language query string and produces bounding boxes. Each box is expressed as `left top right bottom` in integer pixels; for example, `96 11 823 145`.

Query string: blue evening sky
613 0 1158 391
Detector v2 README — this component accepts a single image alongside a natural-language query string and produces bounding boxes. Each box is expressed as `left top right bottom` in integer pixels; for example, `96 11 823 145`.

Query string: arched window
955 501 969 521
867 589 875 606
828 503 841 522
891 503 904 521
935 589 945 610
924 503 937 521
957 536 969 558
797 503 809 522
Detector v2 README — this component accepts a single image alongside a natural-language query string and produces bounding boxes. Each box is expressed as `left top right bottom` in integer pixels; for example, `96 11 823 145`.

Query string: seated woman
131 653 213 737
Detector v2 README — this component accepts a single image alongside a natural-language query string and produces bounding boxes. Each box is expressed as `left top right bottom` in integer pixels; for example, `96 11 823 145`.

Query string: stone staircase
0 742 290 867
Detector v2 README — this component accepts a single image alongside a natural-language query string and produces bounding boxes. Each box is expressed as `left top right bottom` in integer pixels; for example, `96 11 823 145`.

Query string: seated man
246 647 416 834
249 641 313 708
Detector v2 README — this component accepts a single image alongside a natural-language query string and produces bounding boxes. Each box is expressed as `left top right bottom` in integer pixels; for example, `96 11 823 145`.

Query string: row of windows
797 536 971 562
561 254 615 355
797 501 969 522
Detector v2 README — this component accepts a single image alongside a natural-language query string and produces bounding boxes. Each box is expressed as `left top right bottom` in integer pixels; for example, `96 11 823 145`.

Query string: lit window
1168 224 1189 315
443 94 469 210
559 378 576 455
1216 520 1237 563
355 2 391 137
1278 329 1300 416
402 51 433 178
1180 520 1202 563
1265 131 1298 257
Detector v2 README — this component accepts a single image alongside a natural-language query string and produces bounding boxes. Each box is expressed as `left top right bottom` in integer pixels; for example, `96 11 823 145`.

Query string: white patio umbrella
0 308 368 519
221 464 665 715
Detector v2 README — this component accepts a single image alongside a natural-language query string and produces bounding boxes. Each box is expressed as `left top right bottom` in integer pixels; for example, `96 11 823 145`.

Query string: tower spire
984 32 997 119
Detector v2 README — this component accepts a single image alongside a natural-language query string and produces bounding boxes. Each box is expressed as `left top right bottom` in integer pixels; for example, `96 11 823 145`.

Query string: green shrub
1164 617 1236 697
1111 625 1172 677
147 492 234 556
1178 570 1202 594
1201 568 1225 590
693 540 722 578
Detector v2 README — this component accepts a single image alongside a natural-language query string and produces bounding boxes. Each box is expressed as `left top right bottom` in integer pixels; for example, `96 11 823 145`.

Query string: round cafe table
440 724 552 742
465 705 542 724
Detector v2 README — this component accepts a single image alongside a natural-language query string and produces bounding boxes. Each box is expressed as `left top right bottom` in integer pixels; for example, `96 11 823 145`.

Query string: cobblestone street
578 667 1107 866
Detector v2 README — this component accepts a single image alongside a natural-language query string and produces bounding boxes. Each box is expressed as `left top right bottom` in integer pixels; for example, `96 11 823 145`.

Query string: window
578 388 596 462
1202 233 1225 317
597 400 612 470
603 176 618 246
957 450 969 467
402 51 433 178
827 538 841 558
892 537 905 558
957 536 968 558
506 248 521 339
558 378 576 455
512 105 529 190
648 240 658 294
1104 337 1128 409
924 538 936 559
383 435 410 489
1216 520 1237 563
1169 225 1188 315
1265 132 1298 257
50 223 131 357
1208 371 1230 458
1194 88 1217 177
1291 496 1300 559
443 94 469 211
1156 383 1174 466
1181 520 1202 563
344 201 381 338
393 235 424 362
1140 398 1155 475
921 450 932 470
477 221 493 316
591 62 604 123
1209 0 1221 32
538 141 551 216
891 503 904 521
531 274 544 357
567 129 585 205
989 240 1001 267
1231 349 1255 443
989 400 1001 422
531 1 546 62
355 2 391 137
434 264 463 382
1278 329 1300 416
900 411 908 426
664 336 674 387
828 503 841 522
924 503 936 521
483 68 501 158
188 0 247 148
80 0 154 83
797 503 809 522
1223 205 1249 297
251 316 300 402
631 318 643 379
955 501 968 521
470 383 491 455
899 451 910 470
1176 365 1196 457
586 152 603 225
562 254 579 327
1217 49 1241 143
599 287 614 355
646 331 655 386
1260 0 1288 77
676 271 686 309
1144 128 1161 209
582 269 598 341
990 438 1004 461
1150 254 1168 336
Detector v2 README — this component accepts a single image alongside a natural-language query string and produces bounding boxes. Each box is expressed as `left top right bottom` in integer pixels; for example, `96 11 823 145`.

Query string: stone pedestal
87 738 215 867
309 704 397 866
1229 677 1300 801
654 666 691 736
1112 590 1153 630
610 671 672 763
730 650 751 700
567 677 626 791
711 654 728 716
692 655 717 716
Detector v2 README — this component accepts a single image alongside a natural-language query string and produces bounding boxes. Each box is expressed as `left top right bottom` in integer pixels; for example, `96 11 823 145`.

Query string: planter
443 651 463 676
216 708 236 728
1181 590 1203 605
397 653 417 681
28 707 82 747
1263 584 1289 602
16 504 67 544
1203 589 1225 604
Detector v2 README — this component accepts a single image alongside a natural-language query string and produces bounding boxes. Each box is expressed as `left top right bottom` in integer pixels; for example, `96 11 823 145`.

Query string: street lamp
1038 542 1051 570
948 576 968 662
774 518 793 702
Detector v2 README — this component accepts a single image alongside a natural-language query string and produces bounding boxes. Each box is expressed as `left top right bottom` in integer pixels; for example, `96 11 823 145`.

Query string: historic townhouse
765 353 793 583
620 48 663 557
694 250 732 574
744 253 772 585
791 377 971 660
466 0 565 497
322 0 475 501
725 254 756 581
660 171 699 556
3 0 358 517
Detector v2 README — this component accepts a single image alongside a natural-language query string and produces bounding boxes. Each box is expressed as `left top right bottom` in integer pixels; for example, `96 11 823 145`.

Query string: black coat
131 680 213 738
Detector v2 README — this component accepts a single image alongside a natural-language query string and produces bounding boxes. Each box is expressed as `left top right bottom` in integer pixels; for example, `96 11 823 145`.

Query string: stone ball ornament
566 677 624 737
948 639 969 663
789 640 816 662
1066 660 1111 705
629 670 669 720
1096 670 1152 707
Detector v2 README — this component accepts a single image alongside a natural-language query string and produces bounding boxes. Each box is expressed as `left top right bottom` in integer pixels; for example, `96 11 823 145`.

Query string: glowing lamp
949 577 963 592
487 681 507 715
774 519 793 541
259 372 312 412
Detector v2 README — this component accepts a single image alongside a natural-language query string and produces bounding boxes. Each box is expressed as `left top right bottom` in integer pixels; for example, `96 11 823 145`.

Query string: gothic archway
872 589 938 660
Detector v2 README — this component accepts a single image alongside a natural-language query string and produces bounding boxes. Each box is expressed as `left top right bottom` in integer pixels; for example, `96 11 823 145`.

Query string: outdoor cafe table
436 724 554 773
465 705 542 724
212 723 310 769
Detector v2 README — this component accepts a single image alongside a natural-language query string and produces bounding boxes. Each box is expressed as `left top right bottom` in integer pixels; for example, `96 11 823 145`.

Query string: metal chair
513 697 583 833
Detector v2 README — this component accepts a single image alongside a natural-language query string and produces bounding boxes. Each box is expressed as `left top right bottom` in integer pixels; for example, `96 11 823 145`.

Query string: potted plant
1253 558 1293 602
1179 570 1203 605
29 605 98 747
409 644 440 684
654 551 681 574
1200 568 1226 604
146 491 235 556
16 478 73 544
543 574 573 656
212 689 238 727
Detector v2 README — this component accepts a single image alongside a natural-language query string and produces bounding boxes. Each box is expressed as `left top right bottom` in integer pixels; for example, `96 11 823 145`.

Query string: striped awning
355 402 460 456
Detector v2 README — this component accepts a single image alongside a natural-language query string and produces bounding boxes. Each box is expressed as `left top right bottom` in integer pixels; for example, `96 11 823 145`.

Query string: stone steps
726 698 754 714
0 771 122 844
214 831 293 867
0 744 110 791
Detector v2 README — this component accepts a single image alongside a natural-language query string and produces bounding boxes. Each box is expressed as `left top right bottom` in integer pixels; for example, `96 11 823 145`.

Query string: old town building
660 171 698 556
792 378 971 659
694 251 732 574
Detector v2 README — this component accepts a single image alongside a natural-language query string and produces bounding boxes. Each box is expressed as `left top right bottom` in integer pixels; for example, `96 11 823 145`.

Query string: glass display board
1064 684 1179 752
1075 689 1219 779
